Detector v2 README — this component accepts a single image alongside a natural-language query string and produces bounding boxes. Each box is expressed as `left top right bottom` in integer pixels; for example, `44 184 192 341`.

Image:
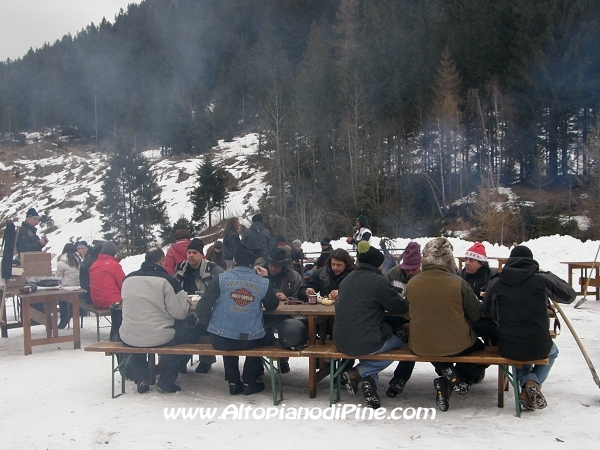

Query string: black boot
57 301 71 329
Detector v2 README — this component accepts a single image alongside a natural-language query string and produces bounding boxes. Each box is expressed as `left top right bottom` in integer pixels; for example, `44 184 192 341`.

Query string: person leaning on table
484 245 576 411
301 248 355 301
335 241 409 410
195 243 279 396
119 247 200 394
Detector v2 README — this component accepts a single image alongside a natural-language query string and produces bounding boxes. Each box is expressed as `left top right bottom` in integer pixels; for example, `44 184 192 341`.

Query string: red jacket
89 254 125 308
165 239 191 275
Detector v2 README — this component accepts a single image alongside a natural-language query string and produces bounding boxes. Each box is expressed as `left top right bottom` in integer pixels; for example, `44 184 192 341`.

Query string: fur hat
400 242 421 270
357 241 385 268
422 238 457 273
26 207 39 218
252 214 263 223
465 242 487 262
356 215 368 227
266 248 291 267
234 243 262 266
100 241 118 257
187 238 205 253
510 245 533 259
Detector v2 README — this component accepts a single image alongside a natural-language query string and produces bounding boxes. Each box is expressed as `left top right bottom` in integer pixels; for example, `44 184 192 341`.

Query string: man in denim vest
196 243 279 395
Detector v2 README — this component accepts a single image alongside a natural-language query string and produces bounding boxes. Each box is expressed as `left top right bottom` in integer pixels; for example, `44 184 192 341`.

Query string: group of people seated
16 206 576 411
334 237 575 412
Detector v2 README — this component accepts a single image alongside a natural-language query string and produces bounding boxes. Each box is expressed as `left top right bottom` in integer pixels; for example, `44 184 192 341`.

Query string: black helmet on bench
278 319 308 350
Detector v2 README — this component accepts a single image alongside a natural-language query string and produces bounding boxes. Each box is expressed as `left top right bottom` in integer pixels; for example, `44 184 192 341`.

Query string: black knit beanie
357 241 385 268
510 245 533 259
187 238 205 253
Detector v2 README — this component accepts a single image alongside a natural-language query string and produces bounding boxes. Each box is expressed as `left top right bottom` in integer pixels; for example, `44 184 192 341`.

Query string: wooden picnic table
263 303 335 398
191 300 335 398
1 288 84 355
560 261 600 299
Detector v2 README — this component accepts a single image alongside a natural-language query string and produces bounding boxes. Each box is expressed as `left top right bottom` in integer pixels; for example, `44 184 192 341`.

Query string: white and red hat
465 242 487 262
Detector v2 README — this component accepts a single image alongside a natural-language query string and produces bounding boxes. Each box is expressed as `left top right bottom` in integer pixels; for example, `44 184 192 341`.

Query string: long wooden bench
301 342 549 417
84 341 301 404
79 304 111 341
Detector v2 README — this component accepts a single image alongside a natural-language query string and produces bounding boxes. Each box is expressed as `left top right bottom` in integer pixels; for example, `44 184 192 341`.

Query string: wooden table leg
71 294 81 350
497 365 504 408
22 298 32 355
1 291 8 338
47 301 57 338
308 315 317 398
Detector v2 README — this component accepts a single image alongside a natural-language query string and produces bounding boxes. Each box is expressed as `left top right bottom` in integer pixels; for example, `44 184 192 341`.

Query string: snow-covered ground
1 136 600 448
1 235 599 449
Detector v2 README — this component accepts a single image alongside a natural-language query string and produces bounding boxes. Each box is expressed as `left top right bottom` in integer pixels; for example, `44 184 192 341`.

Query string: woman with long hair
56 243 82 329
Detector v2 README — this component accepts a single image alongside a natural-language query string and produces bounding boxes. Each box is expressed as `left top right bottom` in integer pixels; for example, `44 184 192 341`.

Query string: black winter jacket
484 257 575 360
223 230 240 261
300 266 350 300
16 221 44 254
460 265 497 300
333 263 408 356
241 222 271 257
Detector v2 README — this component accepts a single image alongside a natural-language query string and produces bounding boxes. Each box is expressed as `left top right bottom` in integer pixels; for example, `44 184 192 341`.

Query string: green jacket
405 264 482 357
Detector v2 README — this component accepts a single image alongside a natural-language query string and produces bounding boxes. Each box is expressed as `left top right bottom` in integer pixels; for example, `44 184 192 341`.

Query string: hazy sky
0 0 141 61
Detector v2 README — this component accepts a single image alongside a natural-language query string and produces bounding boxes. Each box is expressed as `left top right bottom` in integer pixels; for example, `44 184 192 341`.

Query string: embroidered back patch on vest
230 288 255 307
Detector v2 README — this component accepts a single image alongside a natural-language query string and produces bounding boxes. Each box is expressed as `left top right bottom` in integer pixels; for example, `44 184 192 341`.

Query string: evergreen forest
2 0 600 242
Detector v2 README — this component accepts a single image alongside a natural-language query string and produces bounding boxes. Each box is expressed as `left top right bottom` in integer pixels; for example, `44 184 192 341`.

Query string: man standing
346 215 372 250
174 238 224 373
16 207 48 255
120 248 199 394
485 245 576 411
196 243 279 396
241 214 271 260
89 241 125 309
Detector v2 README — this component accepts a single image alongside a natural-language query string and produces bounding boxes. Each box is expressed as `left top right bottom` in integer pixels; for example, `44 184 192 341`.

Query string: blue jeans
517 342 559 389
355 335 404 385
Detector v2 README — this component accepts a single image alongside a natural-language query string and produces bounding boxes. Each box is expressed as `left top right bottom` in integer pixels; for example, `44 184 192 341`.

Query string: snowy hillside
0 134 267 262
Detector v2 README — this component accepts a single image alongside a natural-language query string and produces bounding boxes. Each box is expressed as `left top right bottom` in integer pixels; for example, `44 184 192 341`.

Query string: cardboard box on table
4 252 52 288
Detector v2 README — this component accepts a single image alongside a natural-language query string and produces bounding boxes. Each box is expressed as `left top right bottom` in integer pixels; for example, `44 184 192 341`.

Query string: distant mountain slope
0 134 266 257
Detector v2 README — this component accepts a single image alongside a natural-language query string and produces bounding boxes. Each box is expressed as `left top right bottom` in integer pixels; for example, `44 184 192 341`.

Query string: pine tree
160 216 195 245
98 130 168 255
189 156 229 228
